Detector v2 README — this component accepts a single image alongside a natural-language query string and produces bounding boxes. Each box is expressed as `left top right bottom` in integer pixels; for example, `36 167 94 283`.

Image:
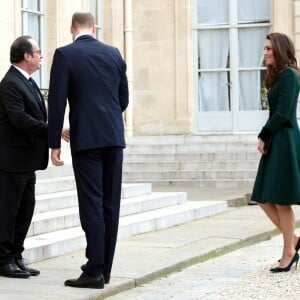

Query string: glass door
194 0 271 133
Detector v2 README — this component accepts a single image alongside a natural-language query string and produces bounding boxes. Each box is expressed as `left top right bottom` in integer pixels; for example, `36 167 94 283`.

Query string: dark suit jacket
48 35 129 154
0 66 48 172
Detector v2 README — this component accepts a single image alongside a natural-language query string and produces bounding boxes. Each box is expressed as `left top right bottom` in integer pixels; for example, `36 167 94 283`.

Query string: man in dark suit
0 36 48 278
48 12 129 289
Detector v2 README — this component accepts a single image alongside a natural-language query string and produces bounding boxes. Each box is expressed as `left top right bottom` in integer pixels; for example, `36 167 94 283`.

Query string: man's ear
24 52 32 61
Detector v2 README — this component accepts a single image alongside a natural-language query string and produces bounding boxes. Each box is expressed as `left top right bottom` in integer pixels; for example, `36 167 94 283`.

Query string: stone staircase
24 163 227 263
123 135 260 188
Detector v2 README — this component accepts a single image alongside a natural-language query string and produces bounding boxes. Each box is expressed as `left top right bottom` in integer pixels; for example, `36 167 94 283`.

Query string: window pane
198 71 230 111
238 27 268 111
87 0 96 13
22 0 43 86
238 27 269 68
87 0 102 39
239 70 263 110
239 70 268 110
238 0 270 23
22 0 39 10
198 29 229 69
197 0 229 25
197 29 230 111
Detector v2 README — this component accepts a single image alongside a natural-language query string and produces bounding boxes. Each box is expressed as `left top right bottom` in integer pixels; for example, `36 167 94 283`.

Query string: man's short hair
10 36 33 63
71 12 95 29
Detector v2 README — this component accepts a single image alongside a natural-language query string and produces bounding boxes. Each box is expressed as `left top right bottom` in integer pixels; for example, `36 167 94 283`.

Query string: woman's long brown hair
264 32 299 89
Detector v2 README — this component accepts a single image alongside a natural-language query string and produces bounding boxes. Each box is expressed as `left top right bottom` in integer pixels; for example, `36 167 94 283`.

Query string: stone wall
131 0 193 135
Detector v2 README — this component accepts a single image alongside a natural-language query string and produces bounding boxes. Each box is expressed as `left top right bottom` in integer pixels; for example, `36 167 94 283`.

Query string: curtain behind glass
22 0 38 10
239 27 269 110
27 15 39 42
197 0 229 25
27 0 38 10
22 0 42 85
238 0 270 23
198 30 229 111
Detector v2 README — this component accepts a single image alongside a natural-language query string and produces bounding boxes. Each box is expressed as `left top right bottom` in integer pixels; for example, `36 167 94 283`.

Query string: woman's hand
257 138 266 154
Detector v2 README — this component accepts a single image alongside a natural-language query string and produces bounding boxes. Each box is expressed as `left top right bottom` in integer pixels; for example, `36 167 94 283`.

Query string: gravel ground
203 265 299 300
107 232 300 300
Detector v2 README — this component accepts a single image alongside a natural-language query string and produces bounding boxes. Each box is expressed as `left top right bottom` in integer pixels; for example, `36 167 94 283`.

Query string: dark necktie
29 77 42 102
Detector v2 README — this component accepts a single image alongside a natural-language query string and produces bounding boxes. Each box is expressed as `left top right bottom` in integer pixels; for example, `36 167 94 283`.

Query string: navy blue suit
48 35 129 278
0 66 48 265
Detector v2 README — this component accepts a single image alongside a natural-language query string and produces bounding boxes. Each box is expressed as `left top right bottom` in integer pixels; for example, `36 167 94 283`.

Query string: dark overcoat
47 35 128 153
251 67 300 205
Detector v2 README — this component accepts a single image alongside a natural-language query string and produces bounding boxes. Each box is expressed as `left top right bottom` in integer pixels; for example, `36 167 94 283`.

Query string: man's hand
51 148 64 166
61 128 70 142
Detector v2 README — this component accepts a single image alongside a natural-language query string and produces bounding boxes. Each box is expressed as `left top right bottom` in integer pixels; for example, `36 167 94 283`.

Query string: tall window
87 0 103 40
195 0 271 112
21 0 45 87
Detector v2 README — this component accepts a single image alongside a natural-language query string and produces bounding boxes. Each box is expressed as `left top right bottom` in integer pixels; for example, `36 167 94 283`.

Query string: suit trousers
72 147 123 277
0 170 36 266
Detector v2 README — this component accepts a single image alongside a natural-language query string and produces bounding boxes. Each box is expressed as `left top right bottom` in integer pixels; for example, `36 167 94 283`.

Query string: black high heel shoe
295 237 300 251
271 252 299 273
278 237 300 262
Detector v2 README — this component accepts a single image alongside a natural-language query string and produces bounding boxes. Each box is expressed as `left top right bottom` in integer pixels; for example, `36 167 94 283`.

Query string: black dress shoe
65 272 104 289
0 262 30 278
81 264 110 283
104 274 110 284
15 259 40 276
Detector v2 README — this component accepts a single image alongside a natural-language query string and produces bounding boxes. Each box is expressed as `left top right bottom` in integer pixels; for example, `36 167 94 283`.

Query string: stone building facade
0 0 299 136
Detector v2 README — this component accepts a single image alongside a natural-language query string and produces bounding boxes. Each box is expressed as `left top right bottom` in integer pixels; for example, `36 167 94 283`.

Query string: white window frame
21 0 45 88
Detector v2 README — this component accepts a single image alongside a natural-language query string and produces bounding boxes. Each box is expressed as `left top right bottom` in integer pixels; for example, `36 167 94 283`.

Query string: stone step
125 143 258 153
126 179 254 188
29 207 79 237
36 164 74 179
35 183 154 213
24 200 227 263
124 152 260 162
35 190 77 213
35 176 76 195
126 135 258 144
117 200 227 238
30 192 187 236
120 192 187 216
123 170 257 181
123 160 259 171
35 177 152 197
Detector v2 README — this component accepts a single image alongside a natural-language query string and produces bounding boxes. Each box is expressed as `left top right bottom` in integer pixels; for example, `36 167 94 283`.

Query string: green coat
251 67 300 205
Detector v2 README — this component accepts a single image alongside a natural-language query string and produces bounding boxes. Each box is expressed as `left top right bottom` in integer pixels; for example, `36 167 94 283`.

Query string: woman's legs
276 205 296 267
260 203 297 267
259 203 298 248
259 203 281 229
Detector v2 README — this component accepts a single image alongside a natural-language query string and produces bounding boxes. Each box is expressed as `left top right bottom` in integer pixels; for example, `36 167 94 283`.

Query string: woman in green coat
251 32 300 272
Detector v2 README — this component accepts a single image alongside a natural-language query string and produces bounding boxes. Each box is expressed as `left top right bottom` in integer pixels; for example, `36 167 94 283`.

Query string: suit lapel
22 75 47 119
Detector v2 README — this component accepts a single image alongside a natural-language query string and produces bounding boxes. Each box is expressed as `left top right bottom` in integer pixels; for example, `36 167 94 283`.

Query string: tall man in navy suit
48 12 129 289
0 36 48 278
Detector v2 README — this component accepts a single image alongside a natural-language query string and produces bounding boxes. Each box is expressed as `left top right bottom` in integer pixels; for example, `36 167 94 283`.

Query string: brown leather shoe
64 272 104 289
15 259 40 276
81 264 110 283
